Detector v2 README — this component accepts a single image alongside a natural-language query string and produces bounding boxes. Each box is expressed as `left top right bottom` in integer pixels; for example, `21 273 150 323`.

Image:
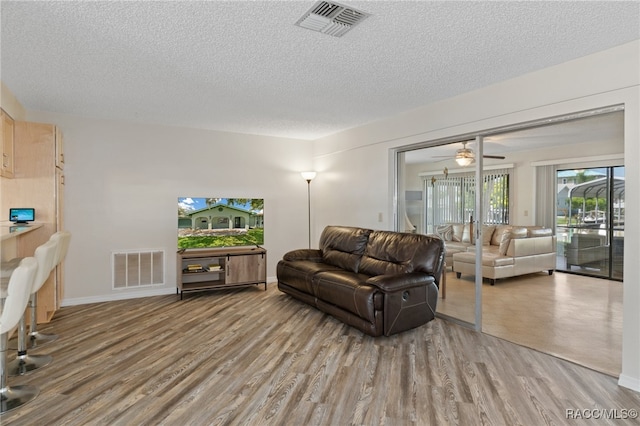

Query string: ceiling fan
438 141 506 166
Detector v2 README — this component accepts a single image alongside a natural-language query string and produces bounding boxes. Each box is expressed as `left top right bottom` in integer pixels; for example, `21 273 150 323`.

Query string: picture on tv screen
9 208 35 223
178 198 264 249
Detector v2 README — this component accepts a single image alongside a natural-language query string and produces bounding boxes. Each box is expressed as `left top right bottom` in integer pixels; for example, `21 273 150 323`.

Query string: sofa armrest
282 249 323 262
371 272 439 336
366 272 435 293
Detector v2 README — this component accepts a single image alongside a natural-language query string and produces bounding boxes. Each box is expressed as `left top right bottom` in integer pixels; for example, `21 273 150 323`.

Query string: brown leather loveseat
276 226 445 337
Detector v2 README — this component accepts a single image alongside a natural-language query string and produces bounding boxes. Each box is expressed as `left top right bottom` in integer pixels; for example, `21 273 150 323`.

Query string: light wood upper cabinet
55 125 64 169
1 108 15 178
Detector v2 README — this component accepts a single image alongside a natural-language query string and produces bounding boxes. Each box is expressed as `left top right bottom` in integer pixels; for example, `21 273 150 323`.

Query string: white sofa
436 224 556 285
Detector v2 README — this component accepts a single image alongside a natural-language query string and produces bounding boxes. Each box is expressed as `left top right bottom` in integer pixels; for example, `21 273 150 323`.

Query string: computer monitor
9 208 35 224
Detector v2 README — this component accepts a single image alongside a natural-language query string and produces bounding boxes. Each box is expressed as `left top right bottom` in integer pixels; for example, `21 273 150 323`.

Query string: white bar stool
50 231 71 268
1 258 22 280
0 257 39 413
27 231 70 348
7 240 57 376
17 230 71 349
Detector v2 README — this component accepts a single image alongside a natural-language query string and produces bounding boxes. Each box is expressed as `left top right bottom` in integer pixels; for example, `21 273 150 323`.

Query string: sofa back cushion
507 235 556 256
480 225 496 246
319 226 372 272
491 225 513 246
451 224 472 243
528 227 553 237
499 227 528 255
360 231 445 277
510 227 529 239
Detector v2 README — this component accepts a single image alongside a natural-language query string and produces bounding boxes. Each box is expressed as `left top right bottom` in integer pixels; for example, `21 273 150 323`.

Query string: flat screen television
9 208 35 223
178 197 264 250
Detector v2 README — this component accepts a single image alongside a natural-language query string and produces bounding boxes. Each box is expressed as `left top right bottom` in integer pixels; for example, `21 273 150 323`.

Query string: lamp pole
301 172 316 249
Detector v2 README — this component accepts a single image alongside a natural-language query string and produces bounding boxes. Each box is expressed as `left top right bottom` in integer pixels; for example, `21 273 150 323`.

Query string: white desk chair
0 257 39 413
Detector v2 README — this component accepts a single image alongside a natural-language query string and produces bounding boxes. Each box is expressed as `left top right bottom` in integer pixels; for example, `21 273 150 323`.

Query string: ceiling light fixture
455 142 475 166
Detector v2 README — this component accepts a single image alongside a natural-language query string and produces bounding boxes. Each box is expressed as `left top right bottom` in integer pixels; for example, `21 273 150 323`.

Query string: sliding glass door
555 166 624 280
397 139 491 329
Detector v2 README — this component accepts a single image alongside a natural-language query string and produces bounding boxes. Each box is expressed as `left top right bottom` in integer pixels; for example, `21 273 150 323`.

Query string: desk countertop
0 222 44 242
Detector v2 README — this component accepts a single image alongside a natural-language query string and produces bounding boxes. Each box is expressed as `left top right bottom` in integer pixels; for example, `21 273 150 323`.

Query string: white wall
1 81 26 120
25 111 314 303
312 40 640 391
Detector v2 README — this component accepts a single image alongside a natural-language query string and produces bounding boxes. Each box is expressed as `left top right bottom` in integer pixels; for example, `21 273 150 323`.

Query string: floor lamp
301 172 316 249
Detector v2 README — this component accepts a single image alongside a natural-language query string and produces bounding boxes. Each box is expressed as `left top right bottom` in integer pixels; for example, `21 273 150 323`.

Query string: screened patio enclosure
557 167 624 280
567 176 625 227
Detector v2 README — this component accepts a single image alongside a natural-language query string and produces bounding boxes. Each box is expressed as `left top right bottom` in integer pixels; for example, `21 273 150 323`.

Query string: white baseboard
61 286 177 307
61 277 278 307
618 374 640 393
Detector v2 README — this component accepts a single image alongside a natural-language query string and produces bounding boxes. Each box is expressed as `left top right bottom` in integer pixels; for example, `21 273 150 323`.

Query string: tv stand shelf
177 247 266 299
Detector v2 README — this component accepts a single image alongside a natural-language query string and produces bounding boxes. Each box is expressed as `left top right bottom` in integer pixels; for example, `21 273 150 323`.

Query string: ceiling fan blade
483 154 506 159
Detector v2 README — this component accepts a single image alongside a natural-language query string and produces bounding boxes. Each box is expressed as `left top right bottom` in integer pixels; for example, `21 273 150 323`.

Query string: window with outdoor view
556 166 624 280
423 167 510 234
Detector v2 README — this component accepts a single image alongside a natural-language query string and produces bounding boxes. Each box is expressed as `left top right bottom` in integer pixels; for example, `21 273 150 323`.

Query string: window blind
424 168 511 233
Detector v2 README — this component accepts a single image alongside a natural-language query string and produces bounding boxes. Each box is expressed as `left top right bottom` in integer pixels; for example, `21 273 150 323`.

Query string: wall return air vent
295 1 370 37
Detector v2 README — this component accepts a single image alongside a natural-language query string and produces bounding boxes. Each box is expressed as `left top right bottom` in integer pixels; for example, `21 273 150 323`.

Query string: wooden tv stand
176 247 267 299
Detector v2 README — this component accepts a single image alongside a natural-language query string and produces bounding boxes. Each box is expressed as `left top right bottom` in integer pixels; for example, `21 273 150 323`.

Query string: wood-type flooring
437 270 623 377
2 284 639 425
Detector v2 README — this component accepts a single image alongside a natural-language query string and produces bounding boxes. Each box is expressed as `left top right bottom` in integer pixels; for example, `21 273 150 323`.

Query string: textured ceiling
1 1 639 140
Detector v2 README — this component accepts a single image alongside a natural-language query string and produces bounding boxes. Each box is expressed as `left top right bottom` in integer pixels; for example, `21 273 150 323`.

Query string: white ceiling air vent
295 1 370 37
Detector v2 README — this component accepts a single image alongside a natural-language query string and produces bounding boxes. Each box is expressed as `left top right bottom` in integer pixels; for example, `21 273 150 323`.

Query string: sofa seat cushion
444 248 463 265
453 251 514 267
276 260 343 294
445 241 471 252
465 245 501 255
313 271 383 320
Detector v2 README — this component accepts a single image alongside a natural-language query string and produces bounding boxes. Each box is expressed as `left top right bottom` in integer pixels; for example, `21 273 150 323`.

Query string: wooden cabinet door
56 167 64 230
1 109 15 178
56 167 65 303
226 253 266 285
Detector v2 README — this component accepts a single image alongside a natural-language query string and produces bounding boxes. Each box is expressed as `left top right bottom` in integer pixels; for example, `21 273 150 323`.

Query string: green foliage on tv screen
178 228 264 249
